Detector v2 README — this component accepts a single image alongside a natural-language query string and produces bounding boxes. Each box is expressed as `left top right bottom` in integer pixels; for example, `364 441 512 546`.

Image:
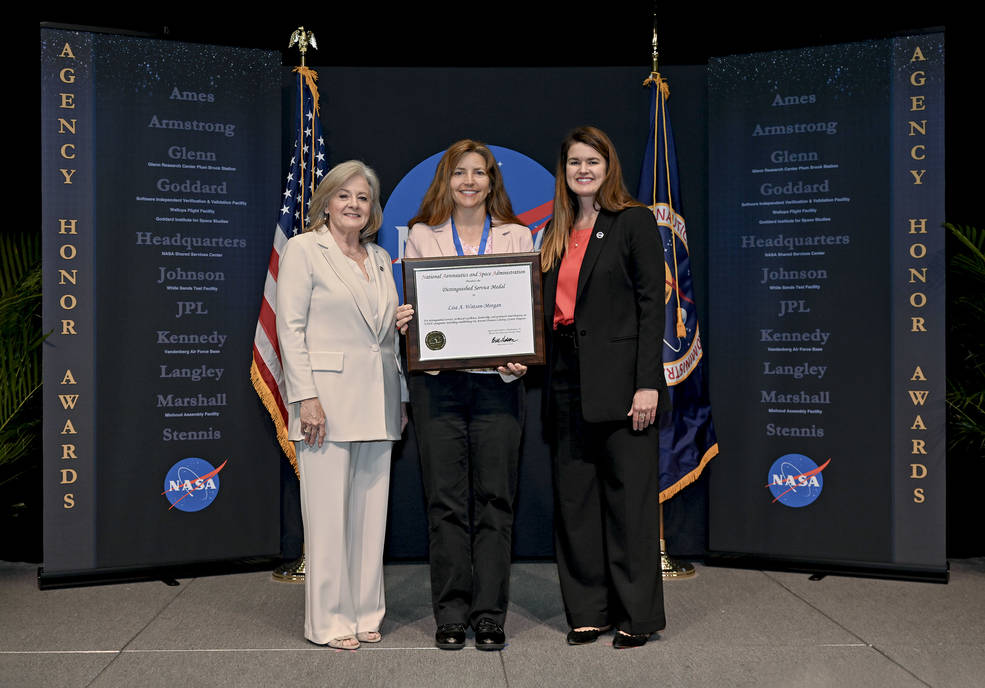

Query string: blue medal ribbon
450 214 491 256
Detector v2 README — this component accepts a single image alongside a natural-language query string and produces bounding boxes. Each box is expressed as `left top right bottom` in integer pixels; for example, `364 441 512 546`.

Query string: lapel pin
596 232 604 239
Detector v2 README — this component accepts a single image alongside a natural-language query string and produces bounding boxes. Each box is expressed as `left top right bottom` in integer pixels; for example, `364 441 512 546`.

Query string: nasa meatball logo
162 457 227 512
765 453 830 508
377 145 554 302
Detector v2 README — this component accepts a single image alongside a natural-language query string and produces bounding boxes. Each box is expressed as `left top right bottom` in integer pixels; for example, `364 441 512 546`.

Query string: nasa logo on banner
766 453 831 508
378 145 554 301
162 457 227 512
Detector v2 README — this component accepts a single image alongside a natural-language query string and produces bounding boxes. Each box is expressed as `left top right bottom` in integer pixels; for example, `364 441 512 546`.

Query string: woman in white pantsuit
276 160 407 650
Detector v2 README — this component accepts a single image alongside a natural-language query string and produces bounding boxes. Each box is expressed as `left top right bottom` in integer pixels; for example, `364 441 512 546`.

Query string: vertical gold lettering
907 120 927 136
908 218 927 234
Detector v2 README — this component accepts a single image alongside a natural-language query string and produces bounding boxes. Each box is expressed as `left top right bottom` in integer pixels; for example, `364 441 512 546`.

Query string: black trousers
550 333 666 635
410 371 523 627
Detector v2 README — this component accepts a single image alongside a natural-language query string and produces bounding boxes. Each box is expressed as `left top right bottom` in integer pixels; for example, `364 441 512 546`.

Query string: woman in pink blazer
399 140 533 651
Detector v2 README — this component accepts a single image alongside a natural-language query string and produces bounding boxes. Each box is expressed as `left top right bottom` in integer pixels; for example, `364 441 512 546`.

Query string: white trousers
296 439 392 644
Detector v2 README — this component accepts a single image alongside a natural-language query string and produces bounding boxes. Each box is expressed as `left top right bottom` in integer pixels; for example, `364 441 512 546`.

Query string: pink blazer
405 220 534 258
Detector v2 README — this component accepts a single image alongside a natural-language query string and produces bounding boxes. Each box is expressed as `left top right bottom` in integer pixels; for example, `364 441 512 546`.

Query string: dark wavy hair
541 126 642 271
407 139 523 228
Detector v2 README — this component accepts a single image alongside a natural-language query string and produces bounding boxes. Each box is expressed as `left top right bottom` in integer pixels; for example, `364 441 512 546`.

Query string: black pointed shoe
612 630 652 649
435 623 466 650
566 625 612 645
474 617 506 651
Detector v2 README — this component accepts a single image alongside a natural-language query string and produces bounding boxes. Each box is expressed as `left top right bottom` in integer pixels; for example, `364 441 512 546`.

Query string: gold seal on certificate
425 331 447 351
403 253 546 371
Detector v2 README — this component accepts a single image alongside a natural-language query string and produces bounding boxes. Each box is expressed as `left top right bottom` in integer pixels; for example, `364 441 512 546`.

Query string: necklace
571 226 592 248
451 214 491 256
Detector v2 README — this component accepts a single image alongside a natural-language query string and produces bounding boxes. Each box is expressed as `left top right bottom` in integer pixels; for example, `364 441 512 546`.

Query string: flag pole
271 26 319 584
647 17 697 581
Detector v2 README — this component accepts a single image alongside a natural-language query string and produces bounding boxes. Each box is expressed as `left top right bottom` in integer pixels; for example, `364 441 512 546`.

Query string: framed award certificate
402 253 546 371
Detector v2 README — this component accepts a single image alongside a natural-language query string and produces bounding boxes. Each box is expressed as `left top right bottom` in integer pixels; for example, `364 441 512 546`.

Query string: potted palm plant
0 230 44 562
945 223 985 557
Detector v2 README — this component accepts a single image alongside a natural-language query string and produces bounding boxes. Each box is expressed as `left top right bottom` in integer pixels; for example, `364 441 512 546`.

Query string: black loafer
612 630 651 649
474 617 506 651
566 625 611 645
435 623 466 650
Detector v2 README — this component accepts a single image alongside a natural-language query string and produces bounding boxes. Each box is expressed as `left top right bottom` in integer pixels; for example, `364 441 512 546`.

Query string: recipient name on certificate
403 253 545 371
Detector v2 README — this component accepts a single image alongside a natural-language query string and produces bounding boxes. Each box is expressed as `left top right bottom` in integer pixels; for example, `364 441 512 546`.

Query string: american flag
250 67 329 472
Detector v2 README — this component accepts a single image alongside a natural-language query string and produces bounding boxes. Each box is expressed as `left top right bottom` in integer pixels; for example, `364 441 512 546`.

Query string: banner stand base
37 555 282 591
705 552 949 584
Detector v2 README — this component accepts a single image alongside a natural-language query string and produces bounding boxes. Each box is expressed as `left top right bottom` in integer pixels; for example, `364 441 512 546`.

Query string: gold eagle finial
288 27 318 67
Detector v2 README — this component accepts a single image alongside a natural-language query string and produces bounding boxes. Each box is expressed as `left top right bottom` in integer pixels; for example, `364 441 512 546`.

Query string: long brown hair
306 160 384 242
407 139 524 228
540 126 642 271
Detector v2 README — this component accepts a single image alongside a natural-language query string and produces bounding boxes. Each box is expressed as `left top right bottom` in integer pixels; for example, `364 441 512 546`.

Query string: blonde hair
540 127 642 272
407 139 523 228
306 160 383 242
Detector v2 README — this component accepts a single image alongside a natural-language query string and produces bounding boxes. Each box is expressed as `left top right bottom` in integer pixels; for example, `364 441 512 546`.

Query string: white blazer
276 229 406 443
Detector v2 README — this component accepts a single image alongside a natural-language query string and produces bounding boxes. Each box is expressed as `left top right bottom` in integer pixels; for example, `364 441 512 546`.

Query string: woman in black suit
541 126 670 649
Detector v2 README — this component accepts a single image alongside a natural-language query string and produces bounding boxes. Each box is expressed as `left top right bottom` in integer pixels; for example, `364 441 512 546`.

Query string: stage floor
2 559 983 687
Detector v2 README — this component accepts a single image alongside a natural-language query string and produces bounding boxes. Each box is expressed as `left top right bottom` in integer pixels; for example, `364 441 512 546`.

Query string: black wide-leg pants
550 334 666 635
410 371 523 628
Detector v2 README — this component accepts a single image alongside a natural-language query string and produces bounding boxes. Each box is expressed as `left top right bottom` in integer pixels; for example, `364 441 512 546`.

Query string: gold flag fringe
250 359 298 477
659 443 719 503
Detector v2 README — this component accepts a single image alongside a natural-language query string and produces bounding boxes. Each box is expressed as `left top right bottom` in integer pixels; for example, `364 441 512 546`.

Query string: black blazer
543 205 671 423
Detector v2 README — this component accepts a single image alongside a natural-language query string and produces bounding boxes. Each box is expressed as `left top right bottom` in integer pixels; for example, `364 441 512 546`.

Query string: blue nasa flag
637 73 720 501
